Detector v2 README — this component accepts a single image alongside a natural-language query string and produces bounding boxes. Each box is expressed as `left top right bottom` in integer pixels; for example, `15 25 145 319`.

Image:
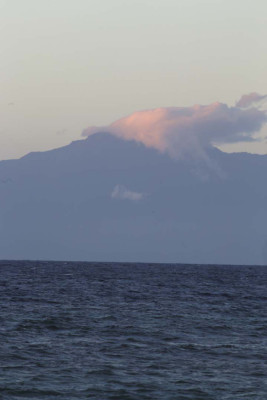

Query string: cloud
82 97 267 159
236 93 267 108
111 185 144 201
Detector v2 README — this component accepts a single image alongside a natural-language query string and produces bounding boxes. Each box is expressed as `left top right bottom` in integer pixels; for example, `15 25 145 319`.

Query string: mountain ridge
0 132 266 265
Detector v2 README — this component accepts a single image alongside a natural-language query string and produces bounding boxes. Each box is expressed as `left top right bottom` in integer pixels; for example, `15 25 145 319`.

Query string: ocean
0 261 266 399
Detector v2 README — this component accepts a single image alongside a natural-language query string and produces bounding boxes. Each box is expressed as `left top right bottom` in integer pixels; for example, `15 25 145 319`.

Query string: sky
1 0 267 160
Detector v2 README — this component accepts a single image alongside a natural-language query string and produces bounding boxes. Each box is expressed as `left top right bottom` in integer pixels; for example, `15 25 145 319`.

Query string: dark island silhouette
0 131 266 265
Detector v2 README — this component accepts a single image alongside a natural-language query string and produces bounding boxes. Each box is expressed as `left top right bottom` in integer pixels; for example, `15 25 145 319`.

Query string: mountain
0 132 267 265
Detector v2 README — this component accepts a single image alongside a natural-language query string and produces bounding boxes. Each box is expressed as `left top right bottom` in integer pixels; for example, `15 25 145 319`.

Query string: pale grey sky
1 0 267 159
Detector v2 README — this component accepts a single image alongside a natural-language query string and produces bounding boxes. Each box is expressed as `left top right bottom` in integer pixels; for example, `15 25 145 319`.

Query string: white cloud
83 97 267 160
111 185 144 201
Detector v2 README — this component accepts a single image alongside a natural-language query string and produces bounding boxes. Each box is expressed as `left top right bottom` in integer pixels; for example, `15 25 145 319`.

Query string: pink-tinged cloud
82 99 267 159
236 92 267 108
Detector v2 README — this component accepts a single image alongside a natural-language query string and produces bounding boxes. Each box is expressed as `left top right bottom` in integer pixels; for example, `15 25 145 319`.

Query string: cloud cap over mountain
83 97 267 159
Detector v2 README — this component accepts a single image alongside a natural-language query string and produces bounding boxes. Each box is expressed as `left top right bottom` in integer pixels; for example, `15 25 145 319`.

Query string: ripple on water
0 261 266 399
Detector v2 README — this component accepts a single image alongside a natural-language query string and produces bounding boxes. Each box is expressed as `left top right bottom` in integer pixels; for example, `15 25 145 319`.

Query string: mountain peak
0 131 266 264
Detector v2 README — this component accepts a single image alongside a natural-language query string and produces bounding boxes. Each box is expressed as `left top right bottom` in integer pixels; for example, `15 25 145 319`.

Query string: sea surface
0 261 266 400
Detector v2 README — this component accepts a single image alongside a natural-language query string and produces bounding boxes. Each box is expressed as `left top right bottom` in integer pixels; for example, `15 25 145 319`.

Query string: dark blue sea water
0 261 266 399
